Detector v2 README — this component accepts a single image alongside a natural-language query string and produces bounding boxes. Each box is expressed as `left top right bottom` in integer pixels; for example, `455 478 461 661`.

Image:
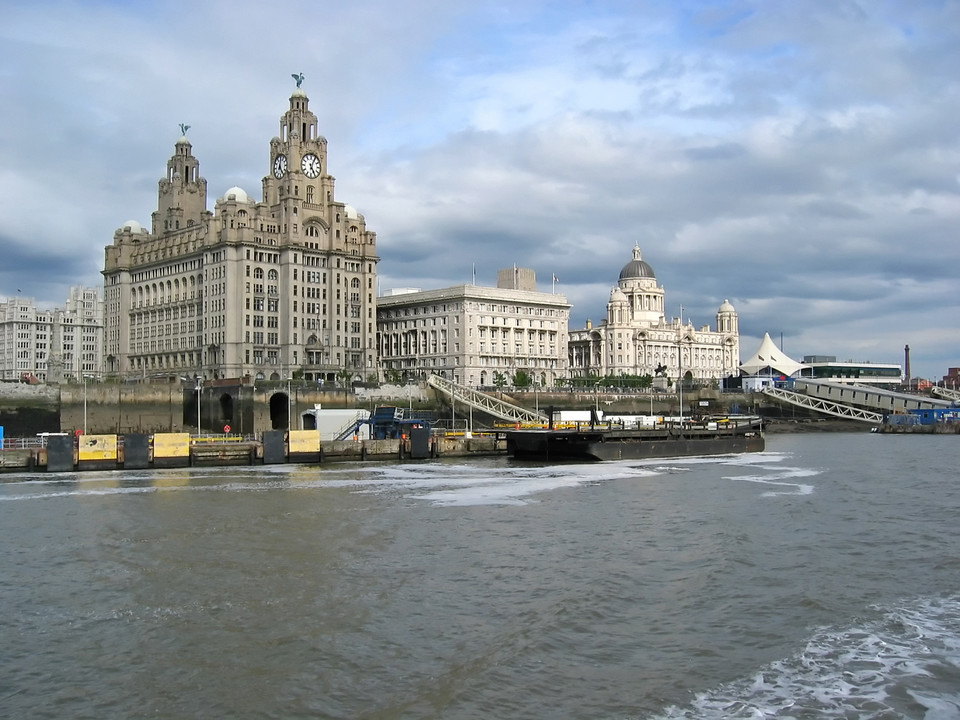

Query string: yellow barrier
154 433 191 458
289 430 320 454
78 434 118 461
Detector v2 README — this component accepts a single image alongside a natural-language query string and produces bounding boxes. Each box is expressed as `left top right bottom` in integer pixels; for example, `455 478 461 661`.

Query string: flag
553 273 559 283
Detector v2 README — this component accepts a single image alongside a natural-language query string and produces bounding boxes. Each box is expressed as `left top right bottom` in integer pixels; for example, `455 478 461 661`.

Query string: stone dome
609 287 628 303
719 299 736 313
121 220 145 233
220 186 251 203
619 245 656 280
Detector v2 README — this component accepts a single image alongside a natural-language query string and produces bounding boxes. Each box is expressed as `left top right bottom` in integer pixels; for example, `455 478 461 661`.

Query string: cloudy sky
2 0 958 379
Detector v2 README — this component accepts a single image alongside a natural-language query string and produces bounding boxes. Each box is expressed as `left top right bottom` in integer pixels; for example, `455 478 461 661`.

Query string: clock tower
262 86 332 219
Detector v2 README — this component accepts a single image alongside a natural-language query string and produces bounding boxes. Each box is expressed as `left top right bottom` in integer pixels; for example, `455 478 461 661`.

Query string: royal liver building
568 246 740 384
102 79 379 382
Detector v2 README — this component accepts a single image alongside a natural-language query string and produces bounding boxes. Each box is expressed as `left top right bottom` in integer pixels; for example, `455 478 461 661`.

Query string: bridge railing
427 375 548 425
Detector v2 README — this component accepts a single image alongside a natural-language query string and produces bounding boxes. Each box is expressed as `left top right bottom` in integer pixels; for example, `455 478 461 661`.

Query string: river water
2 432 959 719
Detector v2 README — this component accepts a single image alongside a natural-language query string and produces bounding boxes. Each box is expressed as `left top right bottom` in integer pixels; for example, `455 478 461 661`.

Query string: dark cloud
0 0 957 379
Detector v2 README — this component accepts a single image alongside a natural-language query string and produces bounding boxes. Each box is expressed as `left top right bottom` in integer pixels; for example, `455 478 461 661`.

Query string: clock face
273 154 287 179
301 153 321 179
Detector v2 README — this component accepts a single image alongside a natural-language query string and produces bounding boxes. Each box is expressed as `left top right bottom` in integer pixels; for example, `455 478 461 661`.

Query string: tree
513 369 532 388
493 372 508 396
385 368 403 385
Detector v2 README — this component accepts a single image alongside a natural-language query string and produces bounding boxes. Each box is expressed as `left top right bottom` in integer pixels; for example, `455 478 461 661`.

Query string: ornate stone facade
568 247 740 384
103 84 378 383
377 271 571 387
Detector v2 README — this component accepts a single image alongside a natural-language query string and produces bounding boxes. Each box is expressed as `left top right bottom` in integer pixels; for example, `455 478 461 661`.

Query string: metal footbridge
760 385 884 423
761 379 957 424
426 374 548 425
932 386 960 403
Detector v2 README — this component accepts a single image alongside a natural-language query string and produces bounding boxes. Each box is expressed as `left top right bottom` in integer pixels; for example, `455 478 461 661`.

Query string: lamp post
287 376 293 431
677 330 693 425
81 374 98 434
594 379 602 426
195 375 202 437
678 339 683 425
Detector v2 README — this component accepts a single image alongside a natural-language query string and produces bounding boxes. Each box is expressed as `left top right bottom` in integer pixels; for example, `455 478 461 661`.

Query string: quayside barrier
0 430 507 474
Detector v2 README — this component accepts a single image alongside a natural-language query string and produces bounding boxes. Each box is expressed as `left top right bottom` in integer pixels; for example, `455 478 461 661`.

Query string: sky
1 0 958 380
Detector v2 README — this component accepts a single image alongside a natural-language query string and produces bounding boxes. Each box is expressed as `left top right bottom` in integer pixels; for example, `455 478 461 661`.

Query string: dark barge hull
506 423 764 462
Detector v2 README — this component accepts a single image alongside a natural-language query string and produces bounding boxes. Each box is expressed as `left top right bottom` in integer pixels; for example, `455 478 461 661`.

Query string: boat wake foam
652 593 960 719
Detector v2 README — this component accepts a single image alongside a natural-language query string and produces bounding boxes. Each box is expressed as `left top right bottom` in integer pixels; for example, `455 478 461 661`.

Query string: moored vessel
506 417 764 461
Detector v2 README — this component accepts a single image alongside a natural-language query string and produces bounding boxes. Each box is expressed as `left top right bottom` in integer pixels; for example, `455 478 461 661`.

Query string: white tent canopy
740 333 804 377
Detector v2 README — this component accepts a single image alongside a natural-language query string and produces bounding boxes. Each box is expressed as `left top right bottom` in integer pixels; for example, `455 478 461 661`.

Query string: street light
82 374 95 434
677 330 694 425
195 375 202 437
594 379 602 426
288 377 293 430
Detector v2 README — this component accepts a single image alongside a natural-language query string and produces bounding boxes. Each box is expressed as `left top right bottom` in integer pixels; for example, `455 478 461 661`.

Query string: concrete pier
0 431 507 474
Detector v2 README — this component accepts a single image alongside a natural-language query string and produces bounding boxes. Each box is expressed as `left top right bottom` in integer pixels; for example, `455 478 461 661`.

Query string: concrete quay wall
0 431 506 474
1 380 777 440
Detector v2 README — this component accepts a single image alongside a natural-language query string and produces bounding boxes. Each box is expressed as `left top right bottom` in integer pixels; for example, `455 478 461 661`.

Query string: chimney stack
904 344 911 387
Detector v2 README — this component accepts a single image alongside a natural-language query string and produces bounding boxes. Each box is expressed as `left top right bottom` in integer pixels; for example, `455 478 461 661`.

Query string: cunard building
377 268 571 387
103 79 379 383
568 246 740 384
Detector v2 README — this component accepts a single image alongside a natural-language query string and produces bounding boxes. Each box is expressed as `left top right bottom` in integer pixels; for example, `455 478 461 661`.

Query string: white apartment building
0 286 104 382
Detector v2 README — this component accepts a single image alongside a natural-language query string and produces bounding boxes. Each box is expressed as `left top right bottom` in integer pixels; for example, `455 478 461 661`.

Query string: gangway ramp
780 378 950 416
932 386 960 403
761 385 883 424
427 374 548 425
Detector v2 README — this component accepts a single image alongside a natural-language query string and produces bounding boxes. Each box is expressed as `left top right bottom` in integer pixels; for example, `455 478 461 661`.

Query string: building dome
609 287 628 303
718 299 736 313
344 204 359 219
121 220 145 233
619 245 656 280
220 186 251 203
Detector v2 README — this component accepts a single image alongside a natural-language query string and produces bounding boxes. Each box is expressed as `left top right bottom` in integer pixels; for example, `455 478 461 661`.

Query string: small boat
505 417 764 462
